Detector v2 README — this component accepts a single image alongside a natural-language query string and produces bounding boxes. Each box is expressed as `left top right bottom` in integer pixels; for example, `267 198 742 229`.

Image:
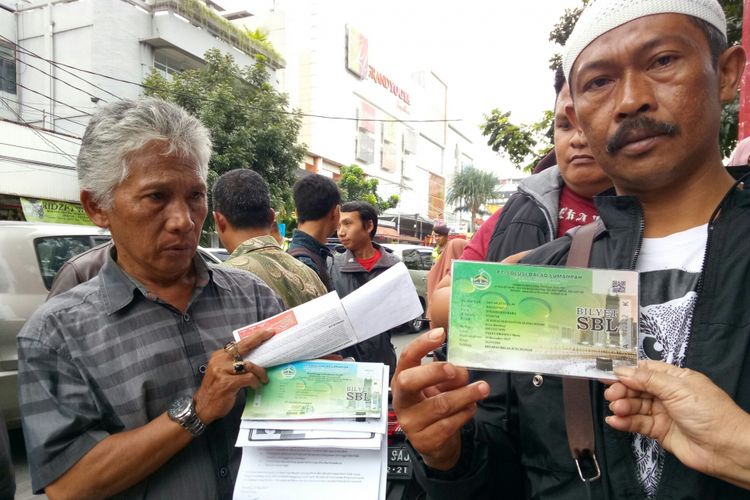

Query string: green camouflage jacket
224 235 327 308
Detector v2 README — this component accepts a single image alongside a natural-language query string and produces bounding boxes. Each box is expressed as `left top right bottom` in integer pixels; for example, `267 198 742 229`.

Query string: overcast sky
222 0 583 178
355 0 584 178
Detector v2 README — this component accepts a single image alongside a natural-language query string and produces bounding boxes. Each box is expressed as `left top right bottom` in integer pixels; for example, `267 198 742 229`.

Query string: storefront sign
20 197 94 225
367 66 411 105
347 26 411 106
428 174 445 220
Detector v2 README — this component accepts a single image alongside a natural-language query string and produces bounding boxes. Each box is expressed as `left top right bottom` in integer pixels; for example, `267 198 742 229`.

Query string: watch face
168 395 192 419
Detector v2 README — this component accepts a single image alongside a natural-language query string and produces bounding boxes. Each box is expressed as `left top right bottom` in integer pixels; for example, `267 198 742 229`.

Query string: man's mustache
606 116 679 154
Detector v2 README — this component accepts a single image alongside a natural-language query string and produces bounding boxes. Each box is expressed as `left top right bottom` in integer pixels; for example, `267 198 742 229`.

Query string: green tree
481 110 535 165
144 48 306 237
337 165 399 212
485 1 743 171
547 2 588 71
719 0 742 157
481 109 554 173
446 167 500 231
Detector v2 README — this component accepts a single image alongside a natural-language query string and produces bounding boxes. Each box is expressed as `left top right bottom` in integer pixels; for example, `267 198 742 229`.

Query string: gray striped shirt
18 253 283 499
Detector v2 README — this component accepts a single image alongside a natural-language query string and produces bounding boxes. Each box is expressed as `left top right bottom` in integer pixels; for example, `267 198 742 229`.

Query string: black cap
433 225 449 236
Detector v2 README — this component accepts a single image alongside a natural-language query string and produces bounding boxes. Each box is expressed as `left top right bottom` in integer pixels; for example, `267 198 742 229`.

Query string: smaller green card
448 261 639 379
243 360 384 419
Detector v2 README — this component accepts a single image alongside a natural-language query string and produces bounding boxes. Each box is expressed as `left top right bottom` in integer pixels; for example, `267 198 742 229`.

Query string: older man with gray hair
17 98 283 499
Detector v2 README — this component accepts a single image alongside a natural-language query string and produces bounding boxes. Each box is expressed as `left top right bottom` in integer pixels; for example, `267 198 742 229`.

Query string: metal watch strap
181 409 206 437
170 397 206 437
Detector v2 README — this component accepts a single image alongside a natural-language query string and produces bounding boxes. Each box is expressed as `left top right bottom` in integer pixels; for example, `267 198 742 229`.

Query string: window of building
381 119 399 173
355 101 376 164
403 129 417 155
0 43 17 95
153 51 184 79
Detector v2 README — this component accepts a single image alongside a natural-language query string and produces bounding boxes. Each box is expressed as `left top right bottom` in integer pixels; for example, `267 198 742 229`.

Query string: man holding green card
392 0 750 498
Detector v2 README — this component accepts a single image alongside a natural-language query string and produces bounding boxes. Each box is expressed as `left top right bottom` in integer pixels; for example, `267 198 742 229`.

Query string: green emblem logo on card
471 270 491 290
281 365 296 379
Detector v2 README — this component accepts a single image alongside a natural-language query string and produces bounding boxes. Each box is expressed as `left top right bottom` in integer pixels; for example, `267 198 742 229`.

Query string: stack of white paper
232 262 424 368
233 360 388 500
230 263 420 499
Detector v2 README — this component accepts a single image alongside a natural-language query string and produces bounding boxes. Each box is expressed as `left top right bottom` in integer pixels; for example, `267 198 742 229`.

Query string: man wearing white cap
391 0 750 498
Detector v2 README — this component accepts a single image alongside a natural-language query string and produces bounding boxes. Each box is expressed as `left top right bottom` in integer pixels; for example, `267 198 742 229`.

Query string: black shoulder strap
562 221 601 483
566 221 599 268
288 246 333 291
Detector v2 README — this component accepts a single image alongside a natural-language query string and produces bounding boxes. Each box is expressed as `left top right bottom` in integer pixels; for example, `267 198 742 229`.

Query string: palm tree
446 167 500 232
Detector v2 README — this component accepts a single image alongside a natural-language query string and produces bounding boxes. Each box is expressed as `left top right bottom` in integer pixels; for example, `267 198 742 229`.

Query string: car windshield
208 249 230 262
34 235 111 290
401 249 432 271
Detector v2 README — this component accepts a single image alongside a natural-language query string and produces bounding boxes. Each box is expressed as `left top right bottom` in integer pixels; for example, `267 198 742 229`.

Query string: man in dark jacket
331 201 399 377
392 1 750 498
287 174 341 291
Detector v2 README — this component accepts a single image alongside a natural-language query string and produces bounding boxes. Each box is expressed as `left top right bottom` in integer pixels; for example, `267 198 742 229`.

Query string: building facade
0 0 280 220
237 0 475 238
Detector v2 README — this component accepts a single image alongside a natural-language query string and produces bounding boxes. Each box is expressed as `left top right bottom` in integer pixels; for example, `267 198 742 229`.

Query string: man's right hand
194 330 275 425
391 328 489 471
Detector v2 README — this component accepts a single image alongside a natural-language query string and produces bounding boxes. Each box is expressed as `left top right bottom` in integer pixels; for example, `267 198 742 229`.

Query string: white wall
0 120 80 202
236 0 461 222
15 0 270 137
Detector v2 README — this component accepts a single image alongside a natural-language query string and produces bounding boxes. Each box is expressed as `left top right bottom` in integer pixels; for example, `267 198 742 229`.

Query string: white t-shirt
636 224 707 274
633 224 708 498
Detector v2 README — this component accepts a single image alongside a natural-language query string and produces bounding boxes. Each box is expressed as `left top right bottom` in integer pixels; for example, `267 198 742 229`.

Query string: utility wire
2 121 83 146
0 153 77 171
1 95 89 133
0 110 84 145
0 141 77 156
0 99 78 164
0 74 92 117
1 35 123 101
14 55 109 103
1 35 463 124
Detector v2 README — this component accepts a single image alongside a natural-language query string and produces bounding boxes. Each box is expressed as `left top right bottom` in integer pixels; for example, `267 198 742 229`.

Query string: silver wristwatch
167 395 206 437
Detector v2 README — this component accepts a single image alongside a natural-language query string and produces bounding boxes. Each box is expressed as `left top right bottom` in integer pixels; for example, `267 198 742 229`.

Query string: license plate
387 445 412 479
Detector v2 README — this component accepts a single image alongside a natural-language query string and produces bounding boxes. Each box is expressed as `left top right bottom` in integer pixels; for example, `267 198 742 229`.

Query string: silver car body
381 244 433 332
0 222 111 427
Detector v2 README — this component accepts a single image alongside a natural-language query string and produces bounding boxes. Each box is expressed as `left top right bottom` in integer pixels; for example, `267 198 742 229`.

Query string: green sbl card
448 261 639 380
243 360 384 419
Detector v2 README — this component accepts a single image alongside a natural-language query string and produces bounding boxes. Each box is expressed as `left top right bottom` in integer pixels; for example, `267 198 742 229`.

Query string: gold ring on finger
224 341 241 361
